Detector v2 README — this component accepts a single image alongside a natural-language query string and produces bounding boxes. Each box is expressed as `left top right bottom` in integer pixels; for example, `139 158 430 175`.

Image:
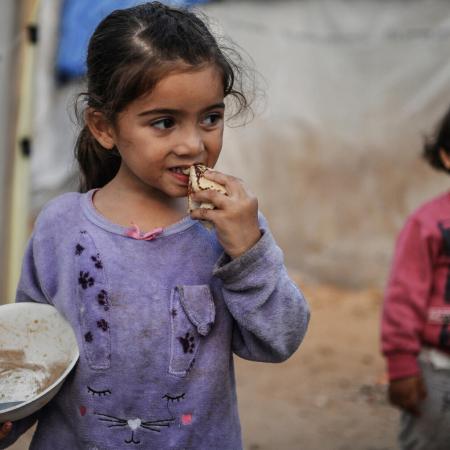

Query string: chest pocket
169 285 215 377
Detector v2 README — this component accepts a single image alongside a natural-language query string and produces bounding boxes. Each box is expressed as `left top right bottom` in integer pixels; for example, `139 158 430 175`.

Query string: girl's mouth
169 167 190 184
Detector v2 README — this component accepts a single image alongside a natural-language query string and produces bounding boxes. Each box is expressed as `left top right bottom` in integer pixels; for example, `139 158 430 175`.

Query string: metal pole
0 0 20 304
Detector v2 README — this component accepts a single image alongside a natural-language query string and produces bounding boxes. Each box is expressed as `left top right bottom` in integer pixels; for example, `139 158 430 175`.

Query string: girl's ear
440 148 450 170
85 109 116 150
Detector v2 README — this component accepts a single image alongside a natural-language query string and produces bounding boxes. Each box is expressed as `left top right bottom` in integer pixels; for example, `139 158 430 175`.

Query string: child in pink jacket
382 107 450 450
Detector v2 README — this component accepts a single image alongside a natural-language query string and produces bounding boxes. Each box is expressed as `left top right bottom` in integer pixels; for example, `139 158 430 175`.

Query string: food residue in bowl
0 349 67 403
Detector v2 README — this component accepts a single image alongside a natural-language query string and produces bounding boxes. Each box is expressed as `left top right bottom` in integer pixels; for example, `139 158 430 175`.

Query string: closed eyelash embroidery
88 386 112 397
162 393 185 403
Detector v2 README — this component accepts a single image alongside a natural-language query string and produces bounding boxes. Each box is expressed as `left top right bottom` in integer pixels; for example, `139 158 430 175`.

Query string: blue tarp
55 0 210 82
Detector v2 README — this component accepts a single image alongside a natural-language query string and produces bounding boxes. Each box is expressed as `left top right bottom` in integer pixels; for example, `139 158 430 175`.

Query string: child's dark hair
423 106 450 173
75 1 252 192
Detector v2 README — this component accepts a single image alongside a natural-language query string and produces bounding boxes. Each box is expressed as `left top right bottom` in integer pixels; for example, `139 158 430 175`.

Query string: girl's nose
173 127 204 157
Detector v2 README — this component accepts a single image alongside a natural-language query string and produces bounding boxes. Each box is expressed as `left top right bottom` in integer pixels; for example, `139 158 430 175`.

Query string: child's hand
0 422 12 440
190 170 261 259
388 375 427 416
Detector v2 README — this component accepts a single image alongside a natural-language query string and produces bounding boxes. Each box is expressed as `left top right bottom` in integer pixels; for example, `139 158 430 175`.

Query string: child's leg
398 355 450 450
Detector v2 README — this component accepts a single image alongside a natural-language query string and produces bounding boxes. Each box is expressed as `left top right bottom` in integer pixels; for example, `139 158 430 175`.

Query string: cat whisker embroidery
95 412 175 444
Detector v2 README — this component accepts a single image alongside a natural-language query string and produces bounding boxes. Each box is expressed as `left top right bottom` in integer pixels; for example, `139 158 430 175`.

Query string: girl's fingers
203 170 244 197
190 206 218 223
191 189 229 210
0 422 12 440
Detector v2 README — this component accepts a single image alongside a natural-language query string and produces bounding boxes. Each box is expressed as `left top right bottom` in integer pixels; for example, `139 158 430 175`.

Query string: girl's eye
151 118 175 130
203 113 222 126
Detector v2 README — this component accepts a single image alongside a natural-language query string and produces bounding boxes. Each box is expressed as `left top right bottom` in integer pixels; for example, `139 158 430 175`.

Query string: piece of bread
188 164 227 213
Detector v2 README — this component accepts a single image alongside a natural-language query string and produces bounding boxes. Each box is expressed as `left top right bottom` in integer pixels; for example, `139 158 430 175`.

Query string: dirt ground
9 273 399 450
235 275 399 450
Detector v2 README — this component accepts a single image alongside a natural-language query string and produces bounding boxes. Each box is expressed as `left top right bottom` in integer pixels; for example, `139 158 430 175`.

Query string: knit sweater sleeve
15 232 52 305
212 217 310 363
381 216 435 380
16 194 69 306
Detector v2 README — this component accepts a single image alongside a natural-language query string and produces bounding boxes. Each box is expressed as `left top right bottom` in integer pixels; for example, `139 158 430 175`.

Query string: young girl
382 107 450 449
0 2 309 449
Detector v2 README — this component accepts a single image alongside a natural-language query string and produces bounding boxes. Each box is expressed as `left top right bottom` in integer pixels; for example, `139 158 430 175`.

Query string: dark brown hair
75 1 252 192
423 106 450 173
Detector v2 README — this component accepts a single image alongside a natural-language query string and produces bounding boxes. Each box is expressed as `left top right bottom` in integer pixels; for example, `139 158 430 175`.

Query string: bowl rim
0 303 80 416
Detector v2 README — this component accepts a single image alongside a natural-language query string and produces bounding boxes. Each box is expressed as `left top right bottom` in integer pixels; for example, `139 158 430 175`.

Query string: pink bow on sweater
125 222 164 241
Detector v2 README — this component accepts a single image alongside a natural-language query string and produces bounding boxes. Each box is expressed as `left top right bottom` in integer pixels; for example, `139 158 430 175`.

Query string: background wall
207 0 450 287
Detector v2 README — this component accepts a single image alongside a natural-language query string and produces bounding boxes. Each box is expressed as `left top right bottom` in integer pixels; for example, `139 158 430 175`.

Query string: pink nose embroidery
125 222 163 241
181 414 192 425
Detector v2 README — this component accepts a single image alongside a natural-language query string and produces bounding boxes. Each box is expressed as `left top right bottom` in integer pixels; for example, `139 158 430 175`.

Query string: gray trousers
399 355 450 450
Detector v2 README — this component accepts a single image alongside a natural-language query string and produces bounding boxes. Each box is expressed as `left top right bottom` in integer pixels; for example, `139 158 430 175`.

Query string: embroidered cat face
83 388 187 446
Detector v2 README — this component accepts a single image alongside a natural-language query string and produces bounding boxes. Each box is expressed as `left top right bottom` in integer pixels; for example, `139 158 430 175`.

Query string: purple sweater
2 190 309 450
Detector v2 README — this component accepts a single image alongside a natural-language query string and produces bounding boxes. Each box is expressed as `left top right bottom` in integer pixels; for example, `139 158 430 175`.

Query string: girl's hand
190 170 261 259
388 375 427 416
0 422 12 440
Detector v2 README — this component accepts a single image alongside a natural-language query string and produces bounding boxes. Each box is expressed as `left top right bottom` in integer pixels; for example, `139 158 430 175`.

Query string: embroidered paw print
178 332 195 354
97 290 109 311
91 254 103 269
97 319 109 331
75 244 85 255
78 271 94 289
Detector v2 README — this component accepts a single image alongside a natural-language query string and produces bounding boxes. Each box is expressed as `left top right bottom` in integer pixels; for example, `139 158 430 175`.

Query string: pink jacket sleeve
381 216 435 380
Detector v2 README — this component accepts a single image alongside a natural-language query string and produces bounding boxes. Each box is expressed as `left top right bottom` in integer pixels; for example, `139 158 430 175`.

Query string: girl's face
109 64 225 199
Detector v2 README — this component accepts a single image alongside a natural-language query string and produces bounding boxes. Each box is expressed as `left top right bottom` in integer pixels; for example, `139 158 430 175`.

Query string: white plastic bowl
0 303 79 422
